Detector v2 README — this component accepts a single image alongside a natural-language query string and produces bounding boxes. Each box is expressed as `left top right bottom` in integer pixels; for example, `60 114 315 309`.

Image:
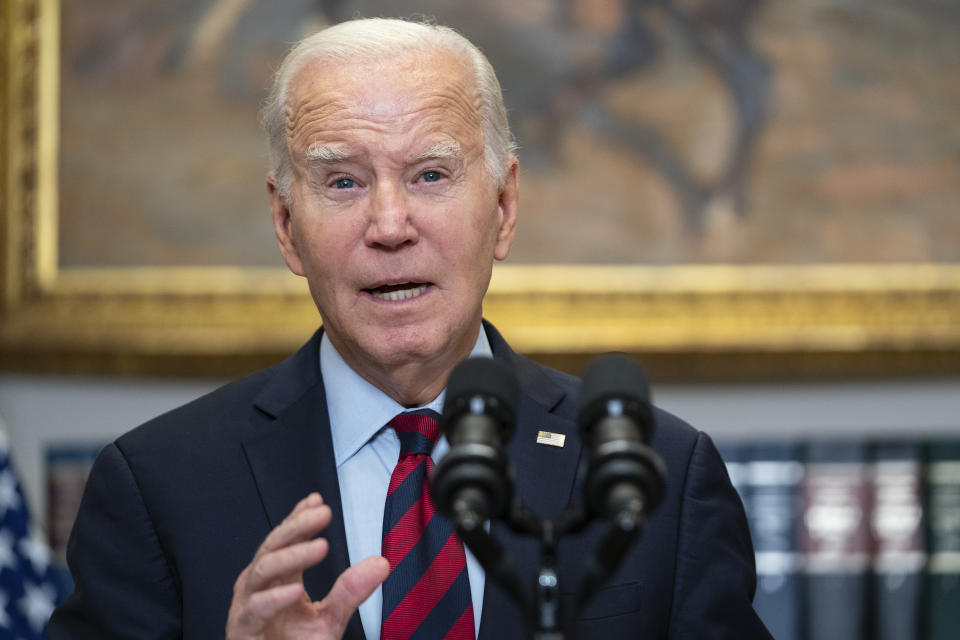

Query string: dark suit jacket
48 324 771 639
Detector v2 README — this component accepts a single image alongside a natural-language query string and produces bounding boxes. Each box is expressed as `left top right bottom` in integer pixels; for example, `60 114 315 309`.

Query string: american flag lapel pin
536 430 566 448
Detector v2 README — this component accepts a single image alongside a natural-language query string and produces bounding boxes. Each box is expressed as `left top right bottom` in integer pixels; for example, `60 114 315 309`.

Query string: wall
2 374 958 532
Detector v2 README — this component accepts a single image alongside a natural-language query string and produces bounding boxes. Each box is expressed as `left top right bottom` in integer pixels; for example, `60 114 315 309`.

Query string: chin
370 319 469 364
369 329 443 362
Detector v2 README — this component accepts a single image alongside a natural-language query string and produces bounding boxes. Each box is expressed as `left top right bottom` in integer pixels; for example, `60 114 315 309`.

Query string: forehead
284 49 483 150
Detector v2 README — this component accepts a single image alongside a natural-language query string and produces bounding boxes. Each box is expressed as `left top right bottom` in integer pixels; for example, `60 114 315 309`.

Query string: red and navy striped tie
380 410 475 639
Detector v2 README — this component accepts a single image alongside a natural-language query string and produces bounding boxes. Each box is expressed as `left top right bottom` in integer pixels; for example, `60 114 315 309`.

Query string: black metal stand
452 497 648 639
435 353 666 638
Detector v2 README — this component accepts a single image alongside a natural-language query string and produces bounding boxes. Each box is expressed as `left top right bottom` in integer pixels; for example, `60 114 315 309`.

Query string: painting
2 0 959 380
55 0 960 267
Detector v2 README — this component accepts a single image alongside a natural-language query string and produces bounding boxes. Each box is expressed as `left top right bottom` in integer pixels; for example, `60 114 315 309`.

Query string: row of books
718 439 960 640
46 438 960 638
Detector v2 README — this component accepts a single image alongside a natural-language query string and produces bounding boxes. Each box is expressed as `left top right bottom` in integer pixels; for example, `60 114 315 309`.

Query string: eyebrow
303 139 464 165
305 143 350 164
411 140 463 163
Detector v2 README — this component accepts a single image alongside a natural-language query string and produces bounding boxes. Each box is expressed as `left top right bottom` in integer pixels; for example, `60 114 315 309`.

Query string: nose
364 180 419 250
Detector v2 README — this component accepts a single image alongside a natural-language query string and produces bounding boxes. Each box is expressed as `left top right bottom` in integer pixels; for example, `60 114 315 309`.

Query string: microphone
578 354 666 520
431 357 518 529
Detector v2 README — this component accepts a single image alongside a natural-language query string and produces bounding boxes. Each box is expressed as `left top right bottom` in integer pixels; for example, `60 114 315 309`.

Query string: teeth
372 284 428 301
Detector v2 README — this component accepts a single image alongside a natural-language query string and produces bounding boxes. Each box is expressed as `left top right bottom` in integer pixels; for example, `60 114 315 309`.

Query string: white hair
261 18 517 202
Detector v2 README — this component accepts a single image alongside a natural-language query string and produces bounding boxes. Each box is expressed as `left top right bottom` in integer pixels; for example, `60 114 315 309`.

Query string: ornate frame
3 0 959 380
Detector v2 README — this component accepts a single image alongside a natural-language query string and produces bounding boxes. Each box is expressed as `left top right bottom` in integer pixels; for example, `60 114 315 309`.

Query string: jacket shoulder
513 349 701 452
116 329 323 453
115 363 279 455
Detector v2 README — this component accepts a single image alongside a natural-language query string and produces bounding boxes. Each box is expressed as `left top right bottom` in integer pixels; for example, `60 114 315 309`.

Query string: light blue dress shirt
321 329 490 640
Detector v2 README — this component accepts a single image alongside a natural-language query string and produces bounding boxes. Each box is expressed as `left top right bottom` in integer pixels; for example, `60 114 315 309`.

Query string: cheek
292 208 362 269
290 226 336 288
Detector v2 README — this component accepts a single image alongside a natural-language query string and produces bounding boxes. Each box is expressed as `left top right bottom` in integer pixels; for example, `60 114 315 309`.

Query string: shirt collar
321 326 493 468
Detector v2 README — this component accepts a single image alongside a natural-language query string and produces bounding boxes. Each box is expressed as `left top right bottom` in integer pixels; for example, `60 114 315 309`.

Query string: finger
233 582 305 633
277 493 325 529
318 556 391 631
245 537 329 593
258 503 332 555
291 492 324 513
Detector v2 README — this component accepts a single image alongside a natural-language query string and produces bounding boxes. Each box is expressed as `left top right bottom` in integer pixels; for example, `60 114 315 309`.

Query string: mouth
363 282 431 302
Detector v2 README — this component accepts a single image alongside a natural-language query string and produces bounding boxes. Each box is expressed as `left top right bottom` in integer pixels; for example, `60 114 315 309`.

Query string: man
48 18 770 640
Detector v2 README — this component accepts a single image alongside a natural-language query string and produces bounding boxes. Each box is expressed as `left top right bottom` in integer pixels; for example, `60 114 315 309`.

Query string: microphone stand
435 353 665 638
450 498 650 639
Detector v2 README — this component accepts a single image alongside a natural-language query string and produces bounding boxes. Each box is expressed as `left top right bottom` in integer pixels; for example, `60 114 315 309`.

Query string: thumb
320 555 390 632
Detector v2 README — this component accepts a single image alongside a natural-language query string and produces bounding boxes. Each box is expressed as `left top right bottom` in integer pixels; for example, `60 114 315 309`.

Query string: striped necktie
380 410 475 639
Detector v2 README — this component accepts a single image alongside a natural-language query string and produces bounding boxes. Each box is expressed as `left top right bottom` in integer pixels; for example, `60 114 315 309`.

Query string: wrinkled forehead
283 49 484 144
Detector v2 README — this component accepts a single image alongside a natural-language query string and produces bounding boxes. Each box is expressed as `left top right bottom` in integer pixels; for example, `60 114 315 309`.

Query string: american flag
0 431 62 638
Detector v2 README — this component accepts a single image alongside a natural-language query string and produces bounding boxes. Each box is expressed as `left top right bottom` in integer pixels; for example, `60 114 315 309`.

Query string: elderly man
48 18 770 640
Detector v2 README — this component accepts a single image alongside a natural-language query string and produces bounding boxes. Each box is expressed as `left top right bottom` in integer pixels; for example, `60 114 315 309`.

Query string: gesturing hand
226 492 390 639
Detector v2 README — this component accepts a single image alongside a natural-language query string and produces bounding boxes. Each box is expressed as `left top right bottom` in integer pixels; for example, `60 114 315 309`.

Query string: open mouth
365 282 431 302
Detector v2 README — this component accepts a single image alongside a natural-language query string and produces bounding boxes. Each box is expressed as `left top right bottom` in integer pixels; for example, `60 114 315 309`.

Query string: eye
334 177 356 189
420 170 443 183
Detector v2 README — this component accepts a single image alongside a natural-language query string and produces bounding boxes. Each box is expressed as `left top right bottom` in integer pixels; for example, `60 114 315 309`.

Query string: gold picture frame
3 0 959 381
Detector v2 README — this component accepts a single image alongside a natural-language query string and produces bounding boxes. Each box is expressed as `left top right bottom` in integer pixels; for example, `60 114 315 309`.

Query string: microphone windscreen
578 354 652 435
443 357 519 426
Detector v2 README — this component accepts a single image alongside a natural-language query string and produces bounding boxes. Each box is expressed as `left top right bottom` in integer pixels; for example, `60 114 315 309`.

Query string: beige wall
2 374 959 533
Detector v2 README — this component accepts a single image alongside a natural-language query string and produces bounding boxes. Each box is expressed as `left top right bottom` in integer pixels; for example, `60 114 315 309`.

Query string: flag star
0 530 17 571
0 590 10 628
18 537 50 576
0 470 20 517
18 581 56 633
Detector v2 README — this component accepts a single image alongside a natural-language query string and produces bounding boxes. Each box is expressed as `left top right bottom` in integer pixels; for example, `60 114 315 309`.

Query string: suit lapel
240 330 367 639
486 321 583 519
480 323 584 639
508 396 583 518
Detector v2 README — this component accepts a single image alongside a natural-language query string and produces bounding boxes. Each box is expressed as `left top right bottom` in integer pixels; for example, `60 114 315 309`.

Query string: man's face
270 50 518 386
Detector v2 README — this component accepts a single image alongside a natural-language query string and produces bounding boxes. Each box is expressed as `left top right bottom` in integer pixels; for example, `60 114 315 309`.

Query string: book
801 441 870 640
871 441 925 640
746 443 804 640
924 440 960 640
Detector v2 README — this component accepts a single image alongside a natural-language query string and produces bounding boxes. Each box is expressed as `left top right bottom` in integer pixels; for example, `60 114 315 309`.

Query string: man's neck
326 325 486 407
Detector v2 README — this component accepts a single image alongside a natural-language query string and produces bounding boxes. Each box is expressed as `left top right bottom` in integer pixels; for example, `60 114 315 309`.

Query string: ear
493 158 519 261
268 175 306 276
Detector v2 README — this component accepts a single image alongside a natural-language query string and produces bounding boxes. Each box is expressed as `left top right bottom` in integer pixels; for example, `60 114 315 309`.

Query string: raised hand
226 492 389 639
